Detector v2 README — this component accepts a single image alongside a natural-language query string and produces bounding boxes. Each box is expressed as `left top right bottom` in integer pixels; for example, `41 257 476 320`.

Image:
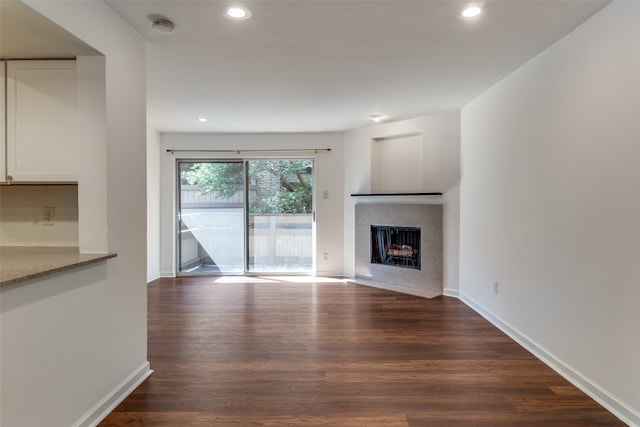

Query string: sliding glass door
178 161 245 273
246 160 314 272
177 159 314 274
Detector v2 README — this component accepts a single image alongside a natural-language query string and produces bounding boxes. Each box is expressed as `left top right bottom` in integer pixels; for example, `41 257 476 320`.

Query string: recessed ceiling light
225 6 252 20
369 114 385 123
461 5 483 18
197 117 208 123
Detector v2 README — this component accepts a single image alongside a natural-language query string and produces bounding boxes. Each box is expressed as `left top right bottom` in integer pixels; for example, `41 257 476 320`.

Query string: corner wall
343 112 461 294
147 129 161 282
460 1 640 424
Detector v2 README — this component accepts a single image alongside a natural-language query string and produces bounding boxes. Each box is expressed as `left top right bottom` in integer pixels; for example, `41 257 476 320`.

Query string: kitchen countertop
0 246 117 288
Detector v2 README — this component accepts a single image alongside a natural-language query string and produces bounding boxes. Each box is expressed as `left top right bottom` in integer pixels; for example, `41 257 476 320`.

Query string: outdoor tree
181 160 313 214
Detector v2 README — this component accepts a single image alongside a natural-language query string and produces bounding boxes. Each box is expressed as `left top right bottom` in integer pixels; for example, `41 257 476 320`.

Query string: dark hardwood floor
100 277 624 426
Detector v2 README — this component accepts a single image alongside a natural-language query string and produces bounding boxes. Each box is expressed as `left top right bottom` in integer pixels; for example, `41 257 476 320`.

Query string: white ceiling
106 0 609 133
4 0 611 133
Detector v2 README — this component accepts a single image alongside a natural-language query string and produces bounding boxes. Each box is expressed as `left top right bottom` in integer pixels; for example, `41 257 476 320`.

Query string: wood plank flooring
100 277 624 426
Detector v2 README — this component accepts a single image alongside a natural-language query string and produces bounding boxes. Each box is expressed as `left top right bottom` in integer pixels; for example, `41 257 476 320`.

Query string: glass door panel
246 159 314 272
178 161 245 274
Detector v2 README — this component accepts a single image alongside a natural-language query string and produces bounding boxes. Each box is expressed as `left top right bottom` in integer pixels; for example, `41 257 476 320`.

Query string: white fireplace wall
344 112 460 295
355 203 443 298
371 133 423 193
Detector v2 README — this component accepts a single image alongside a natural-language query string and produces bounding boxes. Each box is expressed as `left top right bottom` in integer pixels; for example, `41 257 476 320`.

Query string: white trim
147 273 161 283
73 361 153 427
314 271 346 278
159 271 175 278
443 288 459 298
460 293 639 427
347 278 441 299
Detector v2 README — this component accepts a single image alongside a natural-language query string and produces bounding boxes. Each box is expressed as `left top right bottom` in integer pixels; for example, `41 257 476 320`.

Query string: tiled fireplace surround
354 203 443 298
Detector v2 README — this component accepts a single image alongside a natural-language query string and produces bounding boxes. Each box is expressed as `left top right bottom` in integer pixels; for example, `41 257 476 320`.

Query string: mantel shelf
351 192 443 197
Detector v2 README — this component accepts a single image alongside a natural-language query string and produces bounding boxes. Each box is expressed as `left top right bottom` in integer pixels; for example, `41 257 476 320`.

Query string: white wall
460 1 640 424
158 132 345 277
0 185 79 246
343 112 461 294
76 55 108 253
147 129 161 282
1 2 149 426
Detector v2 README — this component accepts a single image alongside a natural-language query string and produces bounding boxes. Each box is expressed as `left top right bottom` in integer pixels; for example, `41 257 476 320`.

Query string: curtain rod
166 148 331 154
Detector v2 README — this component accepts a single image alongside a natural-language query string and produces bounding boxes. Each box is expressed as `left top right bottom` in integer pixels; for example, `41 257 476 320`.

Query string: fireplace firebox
370 225 421 270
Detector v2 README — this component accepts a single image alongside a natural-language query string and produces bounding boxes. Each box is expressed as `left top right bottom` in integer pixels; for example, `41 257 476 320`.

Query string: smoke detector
152 18 175 34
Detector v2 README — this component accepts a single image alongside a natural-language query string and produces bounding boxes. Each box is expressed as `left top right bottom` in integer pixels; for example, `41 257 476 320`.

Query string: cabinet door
0 61 5 183
6 60 76 182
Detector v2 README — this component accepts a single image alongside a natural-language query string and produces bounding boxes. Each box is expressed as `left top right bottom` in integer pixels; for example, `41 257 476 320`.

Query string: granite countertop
0 246 117 288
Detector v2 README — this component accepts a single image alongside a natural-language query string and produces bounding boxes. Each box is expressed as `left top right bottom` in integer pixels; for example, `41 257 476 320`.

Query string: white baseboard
443 288 460 298
147 273 160 283
159 271 175 278
73 361 153 427
347 277 442 299
460 293 639 427
314 271 346 278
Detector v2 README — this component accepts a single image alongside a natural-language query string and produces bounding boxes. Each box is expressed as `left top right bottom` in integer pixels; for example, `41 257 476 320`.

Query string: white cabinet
5 60 77 182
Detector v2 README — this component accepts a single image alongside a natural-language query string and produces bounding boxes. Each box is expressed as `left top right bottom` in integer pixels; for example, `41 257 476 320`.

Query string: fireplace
355 203 442 298
370 225 421 269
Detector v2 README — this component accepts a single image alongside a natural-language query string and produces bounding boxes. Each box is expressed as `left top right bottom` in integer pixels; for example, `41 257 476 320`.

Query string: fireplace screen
370 225 421 270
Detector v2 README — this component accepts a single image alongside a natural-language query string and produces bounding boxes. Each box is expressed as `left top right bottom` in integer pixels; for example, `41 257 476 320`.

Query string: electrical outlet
43 207 55 226
493 281 499 295
322 190 329 200
323 252 329 261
